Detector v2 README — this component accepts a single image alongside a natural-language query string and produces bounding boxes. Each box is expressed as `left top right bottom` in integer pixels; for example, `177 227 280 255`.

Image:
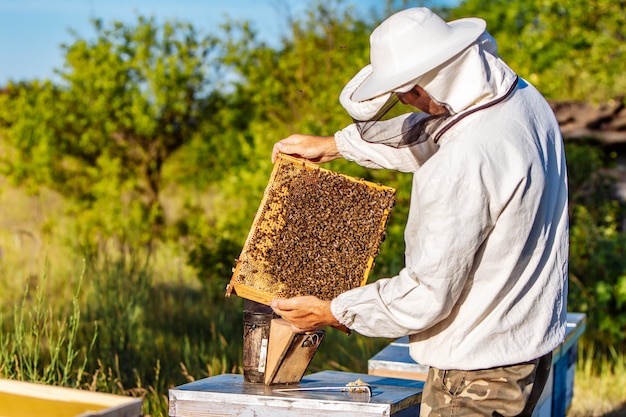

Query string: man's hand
270 296 343 333
271 134 341 164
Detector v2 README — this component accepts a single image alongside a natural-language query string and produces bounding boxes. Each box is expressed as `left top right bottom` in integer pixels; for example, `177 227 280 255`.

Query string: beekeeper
270 7 568 416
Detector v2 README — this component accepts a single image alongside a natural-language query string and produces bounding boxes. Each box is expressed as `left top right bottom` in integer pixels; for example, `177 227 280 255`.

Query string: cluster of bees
235 157 396 301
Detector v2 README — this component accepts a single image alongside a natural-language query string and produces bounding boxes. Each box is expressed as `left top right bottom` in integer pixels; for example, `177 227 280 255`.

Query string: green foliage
220 3 365 133
453 0 626 101
0 81 63 189
566 141 626 357
0 16 226 250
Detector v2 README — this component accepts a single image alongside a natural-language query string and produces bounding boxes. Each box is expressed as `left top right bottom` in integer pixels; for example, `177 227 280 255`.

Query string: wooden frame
226 153 395 305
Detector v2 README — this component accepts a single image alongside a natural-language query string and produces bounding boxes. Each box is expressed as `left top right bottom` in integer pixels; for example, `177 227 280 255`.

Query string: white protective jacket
330 40 569 370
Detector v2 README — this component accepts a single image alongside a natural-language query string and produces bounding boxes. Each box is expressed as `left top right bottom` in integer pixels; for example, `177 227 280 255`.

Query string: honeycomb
226 153 396 305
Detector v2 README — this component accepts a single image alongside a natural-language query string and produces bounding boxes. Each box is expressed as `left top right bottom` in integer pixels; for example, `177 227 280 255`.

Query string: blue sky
0 0 371 84
0 1 459 85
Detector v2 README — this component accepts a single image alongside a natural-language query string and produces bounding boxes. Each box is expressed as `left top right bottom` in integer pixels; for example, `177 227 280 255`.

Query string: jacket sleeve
335 113 436 173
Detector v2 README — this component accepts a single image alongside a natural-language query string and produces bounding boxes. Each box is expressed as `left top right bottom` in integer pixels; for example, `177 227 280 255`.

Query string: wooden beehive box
226 153 396 305
0 378 142 417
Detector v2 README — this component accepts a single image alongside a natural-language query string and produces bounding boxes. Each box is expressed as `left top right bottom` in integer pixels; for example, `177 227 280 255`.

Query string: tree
566 141 626 356
452 0 626 101
0 16 224 248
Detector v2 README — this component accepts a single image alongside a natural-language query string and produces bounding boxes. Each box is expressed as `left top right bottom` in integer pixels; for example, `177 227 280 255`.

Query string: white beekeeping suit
330 11 569 370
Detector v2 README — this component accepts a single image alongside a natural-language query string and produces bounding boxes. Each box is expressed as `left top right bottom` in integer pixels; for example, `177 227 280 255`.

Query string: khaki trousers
419 352 552 417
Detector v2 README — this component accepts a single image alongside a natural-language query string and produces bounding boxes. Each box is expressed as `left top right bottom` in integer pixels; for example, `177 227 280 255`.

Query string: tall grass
569 342 626 416
74 245 244 415
0 244 246 414
0 265 93 386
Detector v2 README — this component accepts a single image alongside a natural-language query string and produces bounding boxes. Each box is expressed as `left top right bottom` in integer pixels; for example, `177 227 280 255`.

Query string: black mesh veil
350 93 452 164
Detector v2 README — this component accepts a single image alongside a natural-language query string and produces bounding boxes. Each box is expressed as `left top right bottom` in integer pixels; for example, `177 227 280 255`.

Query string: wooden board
226 153 396 305
264 318 325 385
0 379 142 417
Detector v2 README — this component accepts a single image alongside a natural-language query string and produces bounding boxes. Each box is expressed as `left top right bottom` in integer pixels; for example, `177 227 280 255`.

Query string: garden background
1 0 625 416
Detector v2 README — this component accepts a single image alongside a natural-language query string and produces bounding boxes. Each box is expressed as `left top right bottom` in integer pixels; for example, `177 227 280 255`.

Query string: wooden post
242 299 277 383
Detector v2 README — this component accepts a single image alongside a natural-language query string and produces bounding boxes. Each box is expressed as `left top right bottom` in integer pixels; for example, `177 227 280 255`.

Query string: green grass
0 268 91 386
568 343 626 417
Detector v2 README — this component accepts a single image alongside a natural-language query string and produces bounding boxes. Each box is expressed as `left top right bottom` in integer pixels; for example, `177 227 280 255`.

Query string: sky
0 0 461 86
0 0 387 85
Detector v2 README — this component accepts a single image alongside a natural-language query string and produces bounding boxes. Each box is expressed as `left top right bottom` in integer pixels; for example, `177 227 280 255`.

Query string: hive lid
226 153 396 305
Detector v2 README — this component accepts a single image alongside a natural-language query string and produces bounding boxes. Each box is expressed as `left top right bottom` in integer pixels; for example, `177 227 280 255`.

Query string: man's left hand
270 296 341 333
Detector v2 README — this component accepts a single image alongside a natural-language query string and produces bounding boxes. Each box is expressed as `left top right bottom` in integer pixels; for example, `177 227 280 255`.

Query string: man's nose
396 92 409 105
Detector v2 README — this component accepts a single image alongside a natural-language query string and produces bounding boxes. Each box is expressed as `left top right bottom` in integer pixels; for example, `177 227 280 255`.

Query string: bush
566 141 626 358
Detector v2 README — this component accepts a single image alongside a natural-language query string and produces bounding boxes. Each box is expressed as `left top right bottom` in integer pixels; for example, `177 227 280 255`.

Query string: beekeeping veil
339 8 511 163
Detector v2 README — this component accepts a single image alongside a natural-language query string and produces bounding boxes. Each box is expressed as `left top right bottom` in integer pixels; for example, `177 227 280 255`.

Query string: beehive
226 153 396 305
0 378 142 417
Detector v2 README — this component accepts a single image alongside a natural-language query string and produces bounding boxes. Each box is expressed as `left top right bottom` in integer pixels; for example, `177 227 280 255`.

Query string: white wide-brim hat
352 7 486 102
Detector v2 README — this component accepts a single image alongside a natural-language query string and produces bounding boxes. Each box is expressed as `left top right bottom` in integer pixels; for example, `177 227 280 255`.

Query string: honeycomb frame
226 153 396 305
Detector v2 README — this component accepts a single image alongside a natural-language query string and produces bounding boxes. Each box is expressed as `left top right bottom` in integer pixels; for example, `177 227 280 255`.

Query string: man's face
395 85 448 116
